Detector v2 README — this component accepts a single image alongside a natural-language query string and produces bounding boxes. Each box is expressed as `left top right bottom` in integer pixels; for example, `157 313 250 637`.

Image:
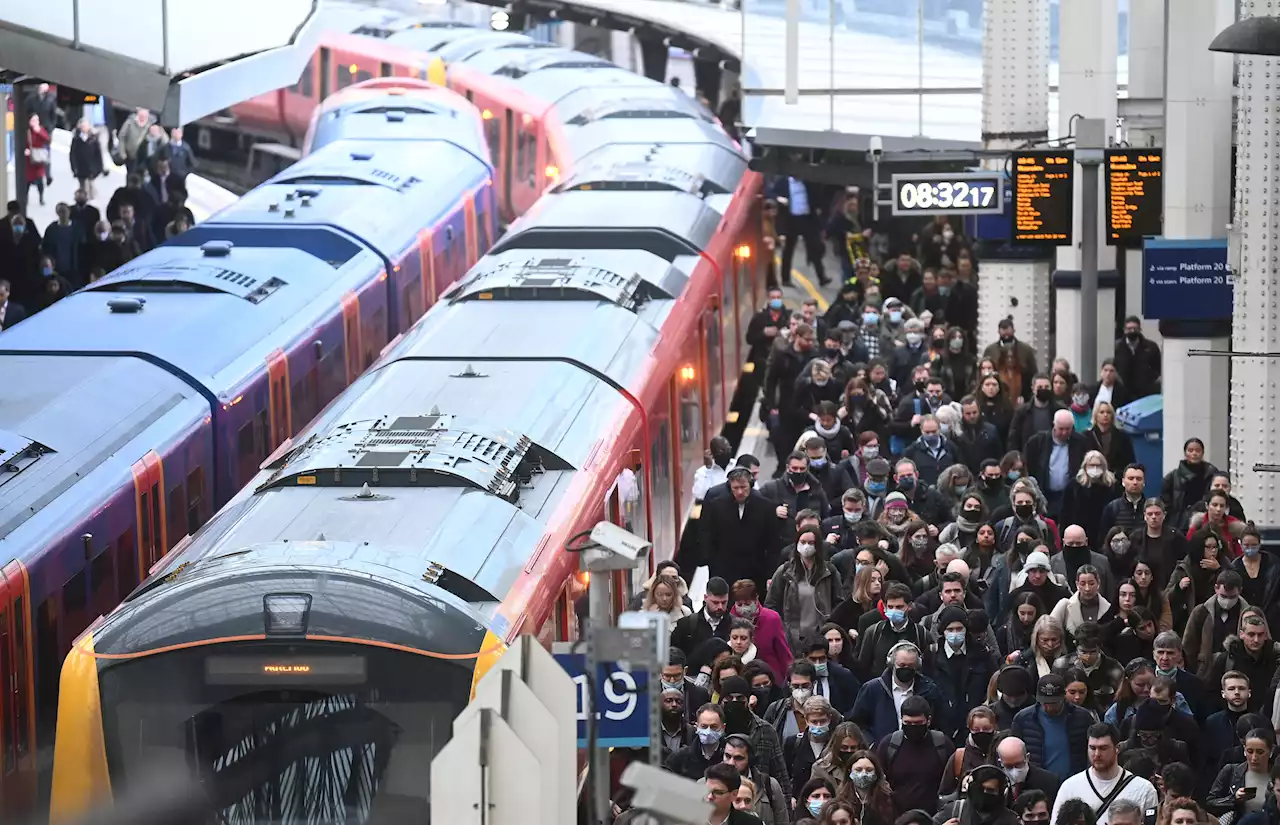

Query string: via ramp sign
1142 238 1232 321
553 652 650 748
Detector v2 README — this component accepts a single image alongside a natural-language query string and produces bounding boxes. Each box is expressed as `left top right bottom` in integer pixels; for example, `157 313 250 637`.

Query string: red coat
26 126 49 182
732 603 793 682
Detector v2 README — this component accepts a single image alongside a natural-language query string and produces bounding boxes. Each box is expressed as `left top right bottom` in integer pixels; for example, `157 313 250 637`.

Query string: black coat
1023 431 1089 498
1085 426 1136 475
69 131 105 179
0 299 27 329
1113 336 1162 399
699 490 780 589
1060 481 1119 550
670 612 732 667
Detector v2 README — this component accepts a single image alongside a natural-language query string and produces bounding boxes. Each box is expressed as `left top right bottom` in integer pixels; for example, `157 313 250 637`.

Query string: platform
7 128 237 229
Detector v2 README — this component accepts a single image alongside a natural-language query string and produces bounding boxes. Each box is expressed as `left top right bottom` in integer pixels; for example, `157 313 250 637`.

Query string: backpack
882 729 954 772
889 397 922 456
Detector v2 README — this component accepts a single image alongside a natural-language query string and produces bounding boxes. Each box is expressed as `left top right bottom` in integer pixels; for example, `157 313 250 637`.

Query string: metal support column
12 83 28 213
586 571 612 825
0 90 9 210
1076 118 1106 378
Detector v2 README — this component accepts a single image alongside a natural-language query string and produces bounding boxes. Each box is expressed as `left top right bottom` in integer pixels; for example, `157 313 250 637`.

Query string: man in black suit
671 578 733 660
700 468 780 598
0 279 27 329
996 735 1060 807
1023 409 1088 521
769 176 830 287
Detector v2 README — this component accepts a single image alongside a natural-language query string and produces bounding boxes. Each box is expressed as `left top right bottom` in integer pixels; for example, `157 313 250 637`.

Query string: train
49 20 765 825
0 79 496 817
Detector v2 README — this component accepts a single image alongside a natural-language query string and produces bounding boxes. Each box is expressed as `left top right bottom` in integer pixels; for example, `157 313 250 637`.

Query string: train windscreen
98 642 473 824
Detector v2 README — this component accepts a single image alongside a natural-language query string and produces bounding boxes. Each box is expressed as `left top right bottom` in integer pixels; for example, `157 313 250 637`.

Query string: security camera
588 521 652 565
869 135 884 161
620 762 712 824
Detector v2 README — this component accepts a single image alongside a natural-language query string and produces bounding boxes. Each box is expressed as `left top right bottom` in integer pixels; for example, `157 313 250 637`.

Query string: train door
605 485 628 621
319 48 332 101
704 298 726 429
502 109 515 220
418 230 436 306
464 195 479 269
131 451 167 574
0 562 33 818
266 350 292 451
341 292 362 386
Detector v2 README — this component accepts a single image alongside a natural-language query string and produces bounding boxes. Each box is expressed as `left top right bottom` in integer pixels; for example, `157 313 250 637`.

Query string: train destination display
1012 150 1075 245
1106 149 1163 244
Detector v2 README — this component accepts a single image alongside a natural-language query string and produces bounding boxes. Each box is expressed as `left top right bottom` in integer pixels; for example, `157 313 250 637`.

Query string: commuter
701 763 763 825
161 127 197 181
983 319 1039 403
25 114 51 207
41 202 82 286
68 188 101 240
70 118 106 200
134 123 170 177
115 108 156 178
23 83 58 134
773 176 830 287
0 279 27 330
1113 317 1162 400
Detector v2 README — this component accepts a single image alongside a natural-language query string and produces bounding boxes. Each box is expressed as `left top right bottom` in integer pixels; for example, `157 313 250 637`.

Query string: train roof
180 138 491 263
566 116 740 161
436 32 555 64
545 81 715 125
384 24 483 53
0 355 203 541
308 89 489 160
555 142 748 198
495 190 722 259
0 244 379 396
461 46 617 77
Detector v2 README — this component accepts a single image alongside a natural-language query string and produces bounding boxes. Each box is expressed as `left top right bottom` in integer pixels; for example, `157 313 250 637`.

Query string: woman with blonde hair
831 565 883 635
1086 400 1136 475
1061 449 1119 547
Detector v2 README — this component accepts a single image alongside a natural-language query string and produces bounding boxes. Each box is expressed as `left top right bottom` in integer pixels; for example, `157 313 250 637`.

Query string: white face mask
1086 466 1104 479
797 542 817 558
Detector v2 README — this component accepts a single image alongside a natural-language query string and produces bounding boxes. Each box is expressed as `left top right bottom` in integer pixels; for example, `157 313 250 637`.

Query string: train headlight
491 11 510 31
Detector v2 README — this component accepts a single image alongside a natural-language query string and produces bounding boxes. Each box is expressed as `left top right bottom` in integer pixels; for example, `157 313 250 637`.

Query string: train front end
51 543 504 824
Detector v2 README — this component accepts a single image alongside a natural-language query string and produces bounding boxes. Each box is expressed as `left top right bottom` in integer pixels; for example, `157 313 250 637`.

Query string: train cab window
91 550 116 618
484 118 500 165
379 61 393 78
319 48 332 100
355 70 374 84
116 528 137 597
186 469 205 535
337 66 355 91
299 58 314 98
524 133 538 186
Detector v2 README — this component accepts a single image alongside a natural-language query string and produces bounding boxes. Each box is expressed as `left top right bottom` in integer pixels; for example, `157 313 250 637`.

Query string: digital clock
891 173 1005 216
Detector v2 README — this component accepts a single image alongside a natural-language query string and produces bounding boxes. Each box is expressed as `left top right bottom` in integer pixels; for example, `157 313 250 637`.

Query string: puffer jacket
1009 702 1094 776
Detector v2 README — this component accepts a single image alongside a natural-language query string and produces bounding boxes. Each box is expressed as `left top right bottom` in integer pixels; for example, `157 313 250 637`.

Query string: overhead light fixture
1209 15 1280 55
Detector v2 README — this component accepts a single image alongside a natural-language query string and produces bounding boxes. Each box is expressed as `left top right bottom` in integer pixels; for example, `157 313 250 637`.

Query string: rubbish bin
1116 395 1163 499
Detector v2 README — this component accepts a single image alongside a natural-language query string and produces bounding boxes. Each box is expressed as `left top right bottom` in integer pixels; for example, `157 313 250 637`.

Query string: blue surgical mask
12 224 24 236
844 509 863 523
769 298 783 310
923 434 940 448
662 678 684 690
939 285 953 296
696 727 722 746
945 630 966 647
866 480 887 496
1245 545 1261 558
40 266 52 277
813 662 828 677
1007 470 1021 482
863 312 880 326
888 310 903 324
885 608 906 624
808 723 830 738
811 457 827 468
807 799 826 817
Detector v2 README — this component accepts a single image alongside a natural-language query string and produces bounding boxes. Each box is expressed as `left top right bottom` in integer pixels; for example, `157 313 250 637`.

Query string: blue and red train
0 78 496 815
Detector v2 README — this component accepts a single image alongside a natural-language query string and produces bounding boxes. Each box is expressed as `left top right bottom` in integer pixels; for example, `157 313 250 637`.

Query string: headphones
886 641 921 665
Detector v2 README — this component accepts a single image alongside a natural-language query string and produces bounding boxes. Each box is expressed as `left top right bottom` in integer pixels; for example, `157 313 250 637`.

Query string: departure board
1012 150 1075 245
1105 149 1163 245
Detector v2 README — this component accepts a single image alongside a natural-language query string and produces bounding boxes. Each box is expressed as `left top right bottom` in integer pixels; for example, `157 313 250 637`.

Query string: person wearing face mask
1181 569 1249 676
822 488 872 554
1010 675 1095 780
852 642 945 744
835 750 896 825
903 414 962 488
764 524 842 655
1051 622 1123 708
939 707 1001 800
995 737 1061 807
1008 374 1066 455
718 676 791 788
860 457 894 516
666 703 729 780
873 694 955 815
794 362 845 438
801 437 856 505
890 316 931 386
932 607 1001 745
0 279 27 330
890 366 952 454
982 319 1039 403
1117 700 1191 781
1112 317 1162 401
747 286 791 368
934 764 1020 825
933 329 979 401
1230 526 1280 617
731 580 794 684
889 457 955 527
1203 609 1280 709
804 718 865 798
764 322 819 469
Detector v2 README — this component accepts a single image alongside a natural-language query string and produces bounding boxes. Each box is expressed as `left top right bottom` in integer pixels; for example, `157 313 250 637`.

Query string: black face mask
970 730 995 753
724 701 752 730
972 791 1003 812
895 665 917 684
1034 387 1052 403
751 687 773 708
825 347 842 360
788 471 807 487
983 476 1003 489
914 379 928 392
902 722 929 741
1014 504 1035 521
1125 331 1140 342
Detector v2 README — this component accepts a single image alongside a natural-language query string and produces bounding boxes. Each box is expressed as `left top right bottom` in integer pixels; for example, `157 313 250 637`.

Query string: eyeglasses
707 788 732 798
1024 813 1050 822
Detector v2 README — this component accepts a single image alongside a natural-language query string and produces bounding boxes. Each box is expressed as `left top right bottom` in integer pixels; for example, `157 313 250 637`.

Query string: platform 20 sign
554 653 650 748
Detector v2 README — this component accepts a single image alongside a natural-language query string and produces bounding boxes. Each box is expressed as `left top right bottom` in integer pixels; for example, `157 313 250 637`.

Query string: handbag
28 147 50 165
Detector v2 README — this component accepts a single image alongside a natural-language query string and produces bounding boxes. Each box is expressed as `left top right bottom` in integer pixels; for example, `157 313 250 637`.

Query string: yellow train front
52 543 502 822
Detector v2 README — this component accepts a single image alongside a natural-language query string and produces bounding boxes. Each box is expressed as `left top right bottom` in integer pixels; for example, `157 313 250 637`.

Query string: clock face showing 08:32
891 173 1005 216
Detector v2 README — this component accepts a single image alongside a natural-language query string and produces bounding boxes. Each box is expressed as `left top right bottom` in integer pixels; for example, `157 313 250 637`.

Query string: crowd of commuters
606 182 1280 825
0 98 198 330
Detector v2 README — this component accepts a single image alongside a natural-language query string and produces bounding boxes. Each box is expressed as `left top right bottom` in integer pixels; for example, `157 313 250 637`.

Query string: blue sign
1143 238 1233 320
553 653 650 749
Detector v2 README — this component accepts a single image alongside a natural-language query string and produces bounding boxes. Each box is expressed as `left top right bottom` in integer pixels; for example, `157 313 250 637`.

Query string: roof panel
454 248 688 304
556 143 747 197
308 89 488 161
494 191 721 258
436 31 551 62
551 83 716 125
567 117 741 160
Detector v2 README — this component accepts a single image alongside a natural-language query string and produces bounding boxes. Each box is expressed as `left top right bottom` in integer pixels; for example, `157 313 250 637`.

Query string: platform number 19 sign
553 652 650 748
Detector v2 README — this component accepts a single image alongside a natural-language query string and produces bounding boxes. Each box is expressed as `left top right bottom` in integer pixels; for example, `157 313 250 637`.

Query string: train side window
116 528 137 596
139 490 152 557
355 70 374 83
515 129 526 183
319 48 332 100
524 133 538 186
379 61 393 78
368 307 386 368
0 606 11 774
167 483 186 547
186 469 205 535
91 549 115 618
299 57 314 98
337 65 355 91
11 596 25 758
236 421 255 483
